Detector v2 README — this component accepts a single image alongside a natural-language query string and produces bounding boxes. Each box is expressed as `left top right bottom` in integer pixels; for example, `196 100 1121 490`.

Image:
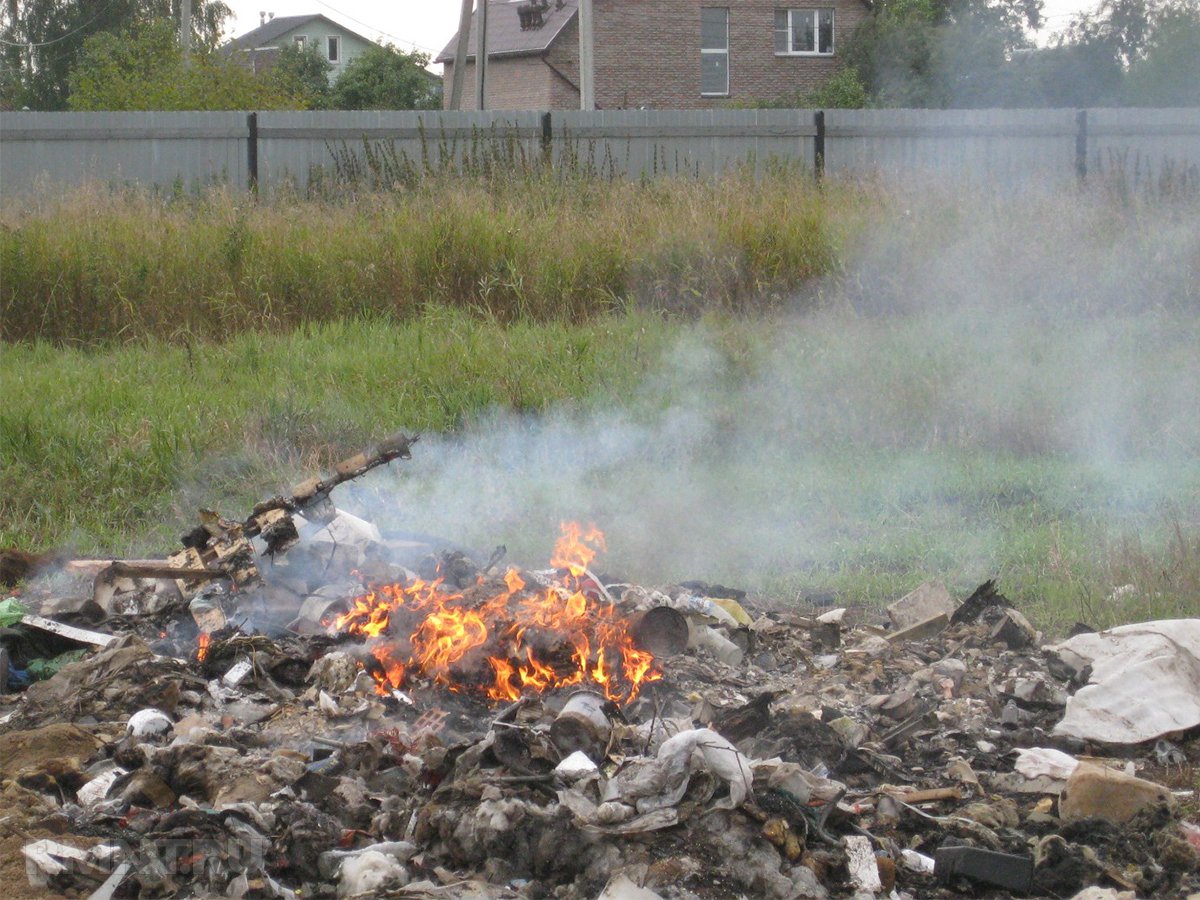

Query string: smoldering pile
1 435 1197 900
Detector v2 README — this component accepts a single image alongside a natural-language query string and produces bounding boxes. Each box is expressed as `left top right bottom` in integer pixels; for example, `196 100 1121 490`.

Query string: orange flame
330 523 659 704
550 521 606 577
372 644 405 691
197 632 211 662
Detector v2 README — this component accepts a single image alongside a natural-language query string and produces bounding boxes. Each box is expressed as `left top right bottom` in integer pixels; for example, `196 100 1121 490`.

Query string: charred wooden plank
244 432 419 532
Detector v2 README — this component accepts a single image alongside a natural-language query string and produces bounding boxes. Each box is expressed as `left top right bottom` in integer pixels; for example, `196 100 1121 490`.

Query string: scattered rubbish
888 580 957 629
990 607 1039 649
845 834 883 893
1059 762 1175 824
337 849 409 896
18 612 116 647
629 606 689 657
0 595 28 625
886 611 950 643
685 617 745 665
551 690 614 761
935 845 1035 893
222 656 255 687
886 786 963 804
1010 746 1080 791
554 750 599 781
126 707 174 741
596 872 664 900
1049 619 1200 743
1 443 1196 898
900 848 936 874
1068 889 1136 900
28 646 87 675
949 578 1009 624
1014 748 1076 778
88 861 132 900
22 839 113 889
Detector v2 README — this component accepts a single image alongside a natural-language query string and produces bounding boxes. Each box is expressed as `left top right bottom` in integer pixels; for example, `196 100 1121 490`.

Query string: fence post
1075 109 1087 182
814 109 825 182
247 112 259 194
541 111 553 167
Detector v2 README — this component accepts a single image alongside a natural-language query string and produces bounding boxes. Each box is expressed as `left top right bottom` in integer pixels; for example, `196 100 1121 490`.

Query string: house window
774 9 834 55
701 7 729 96
293 35 307 47
327 36 340 63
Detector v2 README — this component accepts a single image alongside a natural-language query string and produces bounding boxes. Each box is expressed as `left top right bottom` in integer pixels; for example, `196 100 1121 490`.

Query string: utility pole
474 0 488 110
180 0 192 59
449 0 473 109
578 0 594 110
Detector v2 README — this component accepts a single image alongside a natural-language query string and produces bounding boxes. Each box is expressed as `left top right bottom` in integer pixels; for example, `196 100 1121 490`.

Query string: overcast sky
222 0 1104 61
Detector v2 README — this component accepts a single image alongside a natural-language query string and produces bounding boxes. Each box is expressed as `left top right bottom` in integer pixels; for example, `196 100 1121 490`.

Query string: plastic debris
1049 619 1200 743
126 707 174 741
0 595 29 626
935 845 1035 893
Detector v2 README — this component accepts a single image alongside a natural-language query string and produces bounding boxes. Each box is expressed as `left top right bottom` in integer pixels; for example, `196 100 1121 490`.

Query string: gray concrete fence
1 108 1197 198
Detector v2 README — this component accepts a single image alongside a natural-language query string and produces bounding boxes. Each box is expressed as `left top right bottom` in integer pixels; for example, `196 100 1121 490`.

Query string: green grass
3 175 1199 636
0 312 673 553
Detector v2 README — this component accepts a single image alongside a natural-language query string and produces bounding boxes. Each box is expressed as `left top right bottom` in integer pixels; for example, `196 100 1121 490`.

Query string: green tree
1122 0 1200 105
1 0 230 109
268 40 332 110
756 66 871 108
67 19 295 110
804 67 871 108
843 0 1041 107
1042 0 1199 106
1064 0 1156 67
328 44 441 110
1005 42 1124 107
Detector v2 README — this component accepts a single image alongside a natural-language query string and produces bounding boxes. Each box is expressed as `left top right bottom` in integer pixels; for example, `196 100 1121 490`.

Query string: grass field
2 173 1198 635
0 171 855 343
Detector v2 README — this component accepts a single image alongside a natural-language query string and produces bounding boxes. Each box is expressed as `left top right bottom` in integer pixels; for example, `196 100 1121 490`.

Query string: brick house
437 0 872 110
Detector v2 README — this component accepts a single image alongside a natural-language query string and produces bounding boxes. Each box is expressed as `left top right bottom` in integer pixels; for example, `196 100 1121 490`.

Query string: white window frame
327 35 340 63
293 35 307 47
700 7 730 97
774 8 835 57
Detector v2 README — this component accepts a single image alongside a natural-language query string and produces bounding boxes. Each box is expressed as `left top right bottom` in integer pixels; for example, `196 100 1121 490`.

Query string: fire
372 644 405 690
197 632 211 661
550 521 606 577
329 523 659 704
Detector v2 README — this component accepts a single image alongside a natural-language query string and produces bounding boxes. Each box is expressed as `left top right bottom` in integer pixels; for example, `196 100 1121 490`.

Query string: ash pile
1 436 1198 900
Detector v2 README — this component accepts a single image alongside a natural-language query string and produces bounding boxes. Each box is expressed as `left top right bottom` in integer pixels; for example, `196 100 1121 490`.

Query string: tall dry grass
0 171 860 345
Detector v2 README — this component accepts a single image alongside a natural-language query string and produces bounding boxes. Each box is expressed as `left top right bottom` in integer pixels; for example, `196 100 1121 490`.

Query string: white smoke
333 184 1200 599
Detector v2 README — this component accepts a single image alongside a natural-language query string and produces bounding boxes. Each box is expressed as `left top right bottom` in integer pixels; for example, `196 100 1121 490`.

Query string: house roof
435 1 578 64
224 14 378 52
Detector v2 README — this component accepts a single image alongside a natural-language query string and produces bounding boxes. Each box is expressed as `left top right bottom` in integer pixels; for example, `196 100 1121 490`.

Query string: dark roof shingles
436 0 578 63
225 14 377 51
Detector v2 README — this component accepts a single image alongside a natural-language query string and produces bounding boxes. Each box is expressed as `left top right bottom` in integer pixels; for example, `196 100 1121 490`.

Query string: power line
309 0 441 55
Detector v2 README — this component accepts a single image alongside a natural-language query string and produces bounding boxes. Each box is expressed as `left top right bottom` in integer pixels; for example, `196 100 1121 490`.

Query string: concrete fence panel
1088 107 1200 187
255 110 545 191
0 111 249 194
824 108 1080 185
552 108 816 178
1 108 1196 199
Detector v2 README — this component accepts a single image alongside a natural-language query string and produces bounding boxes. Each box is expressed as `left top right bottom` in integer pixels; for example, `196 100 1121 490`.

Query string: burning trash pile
1 434 1198 899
